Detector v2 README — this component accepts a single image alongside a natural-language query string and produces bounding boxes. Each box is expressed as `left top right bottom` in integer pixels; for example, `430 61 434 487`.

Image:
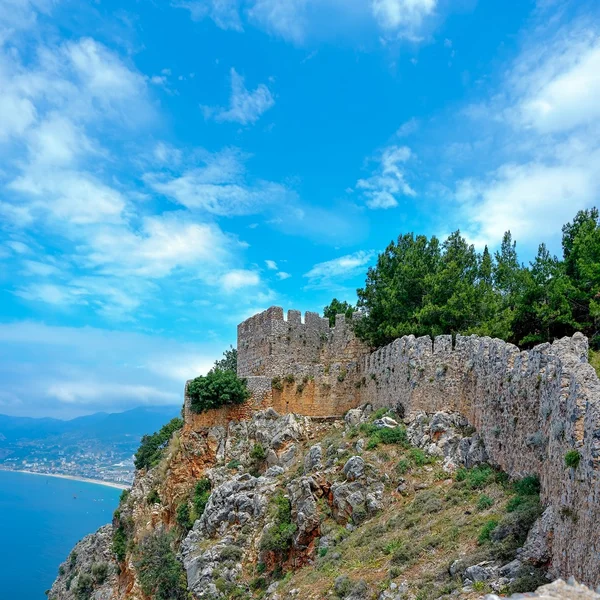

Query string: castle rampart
227 307 600 585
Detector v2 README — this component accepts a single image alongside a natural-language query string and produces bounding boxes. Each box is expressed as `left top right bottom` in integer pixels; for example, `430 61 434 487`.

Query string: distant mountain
0 405 180 484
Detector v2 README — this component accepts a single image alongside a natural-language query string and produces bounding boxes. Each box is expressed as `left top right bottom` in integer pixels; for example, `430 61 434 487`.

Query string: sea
0 470 122 600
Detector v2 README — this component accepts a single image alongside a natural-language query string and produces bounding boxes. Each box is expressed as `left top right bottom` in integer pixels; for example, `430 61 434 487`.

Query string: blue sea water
0 471 122 600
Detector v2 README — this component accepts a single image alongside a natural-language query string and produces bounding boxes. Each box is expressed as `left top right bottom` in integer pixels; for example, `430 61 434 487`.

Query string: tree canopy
350 208 599 349
187 369 250 414
323 298 356 326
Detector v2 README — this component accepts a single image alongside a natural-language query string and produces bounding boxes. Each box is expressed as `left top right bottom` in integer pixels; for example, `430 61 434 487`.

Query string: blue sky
1 0 599 417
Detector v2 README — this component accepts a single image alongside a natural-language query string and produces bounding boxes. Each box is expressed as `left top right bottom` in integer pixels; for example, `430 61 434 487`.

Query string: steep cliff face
50 401 598 600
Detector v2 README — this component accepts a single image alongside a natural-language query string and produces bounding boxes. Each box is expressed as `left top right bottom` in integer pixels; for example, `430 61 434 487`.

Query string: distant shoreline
0 469 130 490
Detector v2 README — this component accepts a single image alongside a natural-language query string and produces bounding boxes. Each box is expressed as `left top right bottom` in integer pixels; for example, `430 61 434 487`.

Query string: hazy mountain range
0 406 179 484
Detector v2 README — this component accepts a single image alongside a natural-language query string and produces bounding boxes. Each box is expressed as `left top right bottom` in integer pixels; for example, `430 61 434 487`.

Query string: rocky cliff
49 402 600 600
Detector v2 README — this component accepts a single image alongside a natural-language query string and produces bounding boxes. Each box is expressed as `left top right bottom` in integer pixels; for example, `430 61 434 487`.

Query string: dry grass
266 433 514 600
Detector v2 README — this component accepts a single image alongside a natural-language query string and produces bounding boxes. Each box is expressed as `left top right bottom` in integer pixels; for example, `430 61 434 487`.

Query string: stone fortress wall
236 306 369 418
229 306 600 587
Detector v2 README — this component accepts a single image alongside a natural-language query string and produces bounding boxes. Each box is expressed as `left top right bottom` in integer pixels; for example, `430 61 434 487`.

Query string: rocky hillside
49 405 598 600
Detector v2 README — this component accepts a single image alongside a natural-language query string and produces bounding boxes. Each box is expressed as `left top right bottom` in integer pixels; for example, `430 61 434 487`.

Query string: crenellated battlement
237 306 368 378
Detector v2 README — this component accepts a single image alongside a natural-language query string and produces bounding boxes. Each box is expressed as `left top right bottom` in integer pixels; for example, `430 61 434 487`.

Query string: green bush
187 369 250 414
112 525 128 562
476 495 494 511
134 531 188 600
377 426 409 445
74 574 94 600
395 459 410 475
134 418 184 471
455 465 494 489
193 478 211 519
147 489 160 505
260 493 296 555
478 519 498 544
91 562 109 585
119 489 130 504
250 443 266 461
564 449 581 469
176 501 193 532
408 448 434 467
513 475 540 496
227 459 241 469
213 346 237 372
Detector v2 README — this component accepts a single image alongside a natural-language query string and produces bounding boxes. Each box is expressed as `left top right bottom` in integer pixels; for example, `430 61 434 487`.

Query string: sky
1 0 599 418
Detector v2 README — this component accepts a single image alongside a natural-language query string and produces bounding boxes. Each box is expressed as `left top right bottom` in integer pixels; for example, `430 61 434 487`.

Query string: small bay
0 470 121 599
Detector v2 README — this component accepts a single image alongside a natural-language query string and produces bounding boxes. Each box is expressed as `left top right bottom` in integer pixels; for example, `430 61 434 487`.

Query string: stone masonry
228 306 600 588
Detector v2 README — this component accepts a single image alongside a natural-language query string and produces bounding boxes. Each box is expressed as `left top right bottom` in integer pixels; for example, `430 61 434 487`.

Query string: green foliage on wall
187 369 250 414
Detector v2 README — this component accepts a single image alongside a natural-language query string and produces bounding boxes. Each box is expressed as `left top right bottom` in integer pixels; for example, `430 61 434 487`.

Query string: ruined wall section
360 332 600 586
237 307 368 379
237 307 367 417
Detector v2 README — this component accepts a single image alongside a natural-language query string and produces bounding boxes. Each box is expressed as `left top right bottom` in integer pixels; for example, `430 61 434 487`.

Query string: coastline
0 469 130 490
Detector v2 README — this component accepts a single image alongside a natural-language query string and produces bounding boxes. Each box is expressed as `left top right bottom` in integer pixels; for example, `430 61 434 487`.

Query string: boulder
343 456 365 481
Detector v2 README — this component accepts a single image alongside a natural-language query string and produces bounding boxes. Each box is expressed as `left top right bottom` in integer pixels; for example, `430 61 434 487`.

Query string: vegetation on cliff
133 417 184 471
188 369 251 414
350 208 600 349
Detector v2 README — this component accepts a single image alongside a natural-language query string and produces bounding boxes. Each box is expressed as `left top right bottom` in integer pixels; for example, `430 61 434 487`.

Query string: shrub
91 562 109 585
176 502 193 532
74 574 94 600
513 475 540 496
220 545 243 563
112 525 128 562
455 465 494 489
564 450 581 469
188 370 250 414
134 531 188 600
476 495 494 511
147 489 160 505
227 459 241 469
478 519 498 544
260 493 296 555
119 489 130 504
395 459 410 475
134 418 184 471
508 566 548 593
250 443 266 461
377 426 409 445
193 478 211 519
408 448 434 467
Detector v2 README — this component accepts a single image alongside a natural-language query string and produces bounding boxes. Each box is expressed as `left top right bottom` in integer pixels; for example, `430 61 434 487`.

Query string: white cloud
265 259 278 270
396 117 419 137
456 157 600 248
371 0 436 37
447 21 600 249
221 269 261 291
202 68 274 125
15 282 87 306
304 250 373 287
85 212 232 278
10 170 126 225
173 0 243 31
357 145 416 209
177 0 440 44
515 35 600 134
145 148 292 216
276 271 291 280
0 321 223 416
247 0 308 44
